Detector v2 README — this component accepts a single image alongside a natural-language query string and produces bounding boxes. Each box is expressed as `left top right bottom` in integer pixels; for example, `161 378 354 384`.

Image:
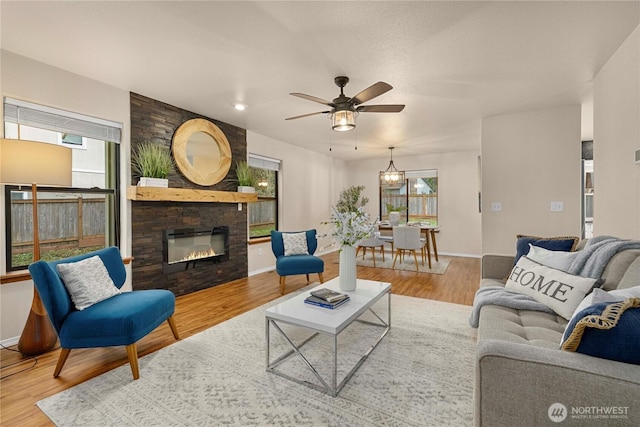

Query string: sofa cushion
478 305 566 350
506 256 599 320
526 243 579 272
561 298 640 364
514 235 579 265
56 255 121 311
563 286 640 341
601 249 640 291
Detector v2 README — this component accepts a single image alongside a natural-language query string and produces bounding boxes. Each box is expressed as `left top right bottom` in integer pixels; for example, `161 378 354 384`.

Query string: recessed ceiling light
233 103 247 111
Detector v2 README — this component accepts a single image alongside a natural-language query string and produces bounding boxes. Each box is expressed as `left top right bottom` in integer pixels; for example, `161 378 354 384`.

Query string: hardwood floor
0 251 479 426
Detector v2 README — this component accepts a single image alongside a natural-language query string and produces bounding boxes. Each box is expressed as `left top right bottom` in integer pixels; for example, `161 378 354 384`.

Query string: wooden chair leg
279 276 286 294
305 274 310 282
411 250 420 272
371 247 377 268
380 245 385 262
392 249 401 269
318 272 324 283
167 316 180 340
126 343 140 380
53 348 71 378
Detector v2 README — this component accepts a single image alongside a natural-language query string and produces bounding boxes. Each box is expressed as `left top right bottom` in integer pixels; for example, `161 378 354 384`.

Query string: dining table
377 223 440 269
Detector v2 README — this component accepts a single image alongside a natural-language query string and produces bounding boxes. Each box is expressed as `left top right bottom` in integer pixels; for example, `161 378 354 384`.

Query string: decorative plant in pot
324 185 374 291
131 141 174 188
385 203 407 226
235 160 257 193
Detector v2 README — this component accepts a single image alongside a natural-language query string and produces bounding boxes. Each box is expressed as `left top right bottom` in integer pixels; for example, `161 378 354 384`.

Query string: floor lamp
1 138 72 356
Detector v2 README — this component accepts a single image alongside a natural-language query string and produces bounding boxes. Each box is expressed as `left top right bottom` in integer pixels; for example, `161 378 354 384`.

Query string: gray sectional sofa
474 242 640 427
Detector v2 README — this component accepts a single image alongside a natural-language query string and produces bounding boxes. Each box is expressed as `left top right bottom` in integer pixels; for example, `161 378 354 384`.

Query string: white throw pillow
56 255 121 310
505 256 599 320
526 243 579 272
561 286 640 342
282 232 309 256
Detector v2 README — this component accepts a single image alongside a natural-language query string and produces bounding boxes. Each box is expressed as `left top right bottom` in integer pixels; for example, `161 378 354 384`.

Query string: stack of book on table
304 288 350 309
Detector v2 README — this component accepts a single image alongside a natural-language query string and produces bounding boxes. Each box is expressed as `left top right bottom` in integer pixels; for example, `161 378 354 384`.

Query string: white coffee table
265 277 391 397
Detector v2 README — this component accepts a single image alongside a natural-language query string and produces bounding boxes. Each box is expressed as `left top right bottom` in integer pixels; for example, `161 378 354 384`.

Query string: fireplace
163 226 229 274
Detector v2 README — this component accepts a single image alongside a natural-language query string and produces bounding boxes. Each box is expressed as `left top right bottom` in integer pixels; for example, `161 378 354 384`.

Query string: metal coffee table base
265 294 390 397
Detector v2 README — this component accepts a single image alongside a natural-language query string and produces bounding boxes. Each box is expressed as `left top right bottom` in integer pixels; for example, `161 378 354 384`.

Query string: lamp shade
332 110 356 131
1 138 72 186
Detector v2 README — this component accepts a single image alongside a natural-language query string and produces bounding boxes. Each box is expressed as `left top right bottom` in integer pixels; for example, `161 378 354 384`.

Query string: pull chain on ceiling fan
285 76 405 131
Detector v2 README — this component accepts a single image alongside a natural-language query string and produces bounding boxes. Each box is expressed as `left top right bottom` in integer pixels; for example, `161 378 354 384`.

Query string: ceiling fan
285 76 405 131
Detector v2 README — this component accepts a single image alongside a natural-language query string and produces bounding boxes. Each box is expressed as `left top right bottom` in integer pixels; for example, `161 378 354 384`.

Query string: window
380 169 438 225
248 154 280 239
3 97 121 271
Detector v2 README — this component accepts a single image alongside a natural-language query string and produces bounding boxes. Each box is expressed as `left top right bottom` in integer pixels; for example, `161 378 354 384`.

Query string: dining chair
392 226 423 272
356 235 385 267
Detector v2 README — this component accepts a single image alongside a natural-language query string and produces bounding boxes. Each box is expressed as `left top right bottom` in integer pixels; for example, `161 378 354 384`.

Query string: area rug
353 254 451 274
37 290 476 426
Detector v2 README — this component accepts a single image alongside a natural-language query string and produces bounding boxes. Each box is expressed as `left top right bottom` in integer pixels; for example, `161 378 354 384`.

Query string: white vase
237 186 255 193
389 211 400 226
339 245 357 292
138 177 168 188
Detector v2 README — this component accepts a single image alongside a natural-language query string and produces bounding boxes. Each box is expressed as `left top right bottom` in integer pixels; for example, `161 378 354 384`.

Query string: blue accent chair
271 230 325 294
28 246 179 380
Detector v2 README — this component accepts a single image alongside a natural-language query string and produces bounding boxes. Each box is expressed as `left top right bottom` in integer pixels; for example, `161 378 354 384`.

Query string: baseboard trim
1 336 19 348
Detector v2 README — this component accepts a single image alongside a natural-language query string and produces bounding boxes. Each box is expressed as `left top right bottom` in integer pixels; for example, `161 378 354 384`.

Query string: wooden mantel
126 186 258 203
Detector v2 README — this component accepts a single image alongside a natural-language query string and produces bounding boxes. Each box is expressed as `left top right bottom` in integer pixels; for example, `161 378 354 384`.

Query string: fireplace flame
177 247 217 263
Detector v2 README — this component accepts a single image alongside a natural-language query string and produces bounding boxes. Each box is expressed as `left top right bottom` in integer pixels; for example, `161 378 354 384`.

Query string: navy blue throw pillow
561 298 640 365
514 235 578 266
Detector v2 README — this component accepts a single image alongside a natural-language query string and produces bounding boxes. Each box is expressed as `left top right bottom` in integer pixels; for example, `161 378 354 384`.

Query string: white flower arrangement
323 185 374 247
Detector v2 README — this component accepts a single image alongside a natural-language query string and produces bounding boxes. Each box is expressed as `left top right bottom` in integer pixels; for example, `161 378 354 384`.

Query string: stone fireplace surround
130 93 249 296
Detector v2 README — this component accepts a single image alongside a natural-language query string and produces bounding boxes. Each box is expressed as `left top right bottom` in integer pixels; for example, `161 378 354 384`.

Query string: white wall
0 50 132 343
593 24 640 239
247 131 348 273
481 105 583 255
347 150 482 257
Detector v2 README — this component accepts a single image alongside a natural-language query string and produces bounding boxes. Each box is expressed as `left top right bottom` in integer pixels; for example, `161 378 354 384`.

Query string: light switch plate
550 201 564 212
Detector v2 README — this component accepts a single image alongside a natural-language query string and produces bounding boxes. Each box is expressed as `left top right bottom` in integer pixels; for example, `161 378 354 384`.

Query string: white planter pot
237 186 256 193
389 211 401 226
339 245 357 292
138 177 168 188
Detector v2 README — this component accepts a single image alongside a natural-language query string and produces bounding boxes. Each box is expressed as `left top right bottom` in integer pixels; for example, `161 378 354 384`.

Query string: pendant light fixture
379 146 405 186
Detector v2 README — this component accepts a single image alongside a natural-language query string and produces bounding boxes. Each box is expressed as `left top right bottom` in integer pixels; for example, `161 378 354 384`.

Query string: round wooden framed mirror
172 118 232 186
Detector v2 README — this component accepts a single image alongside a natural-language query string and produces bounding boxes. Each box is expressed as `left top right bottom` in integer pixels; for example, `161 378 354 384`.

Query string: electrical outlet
237 203 242 211
491 202 502 212
258 248 263 256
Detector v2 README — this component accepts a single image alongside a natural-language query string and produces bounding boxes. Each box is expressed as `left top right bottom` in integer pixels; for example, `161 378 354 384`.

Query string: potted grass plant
131 141 174 187
235 160 257 193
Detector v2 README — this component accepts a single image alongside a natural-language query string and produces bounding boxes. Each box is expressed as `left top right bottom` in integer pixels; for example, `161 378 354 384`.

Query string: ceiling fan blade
357 104 405 113
290 93 334 107
285 111 331 120
350 82 393 105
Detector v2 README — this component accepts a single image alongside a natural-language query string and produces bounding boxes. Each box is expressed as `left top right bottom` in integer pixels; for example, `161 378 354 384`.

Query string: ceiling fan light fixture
379 146 405 186
331 110 356 131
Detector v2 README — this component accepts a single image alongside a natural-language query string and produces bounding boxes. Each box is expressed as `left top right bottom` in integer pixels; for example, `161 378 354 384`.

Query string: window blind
249 154 280 171
4 97 122 143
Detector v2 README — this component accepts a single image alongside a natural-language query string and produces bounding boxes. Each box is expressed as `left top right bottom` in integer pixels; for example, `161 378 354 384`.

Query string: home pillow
56 255 121 310
562 286 640 342
513 235 579 265
505 256 599 320
282 232 309 256
526 243 579 273
561 298 640 365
